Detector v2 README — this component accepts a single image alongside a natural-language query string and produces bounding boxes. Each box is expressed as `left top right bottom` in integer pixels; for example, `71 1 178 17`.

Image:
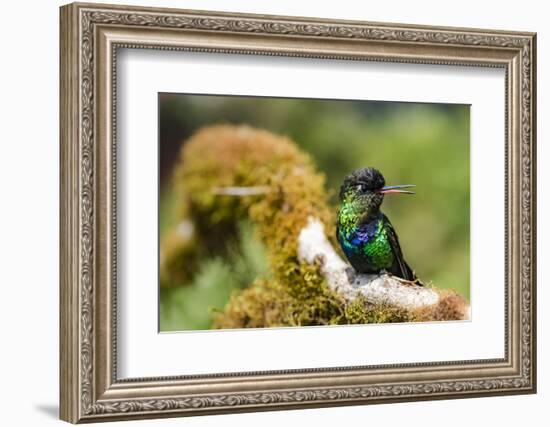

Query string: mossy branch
298 217 442 309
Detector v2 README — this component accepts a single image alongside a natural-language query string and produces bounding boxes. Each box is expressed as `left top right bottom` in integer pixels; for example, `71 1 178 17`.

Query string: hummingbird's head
339 167 414 215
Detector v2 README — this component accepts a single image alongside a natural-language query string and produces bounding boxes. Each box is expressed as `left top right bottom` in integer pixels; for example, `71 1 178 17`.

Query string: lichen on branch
298 217 441 309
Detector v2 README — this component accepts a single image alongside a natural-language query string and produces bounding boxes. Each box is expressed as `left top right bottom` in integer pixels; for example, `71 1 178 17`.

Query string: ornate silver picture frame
60 2 536 423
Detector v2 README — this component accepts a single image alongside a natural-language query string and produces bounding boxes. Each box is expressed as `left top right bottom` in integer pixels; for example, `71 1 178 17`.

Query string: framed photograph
60 2 536 423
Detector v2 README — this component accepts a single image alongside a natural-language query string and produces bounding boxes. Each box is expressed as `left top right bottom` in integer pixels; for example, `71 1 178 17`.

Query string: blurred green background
159 93 470 331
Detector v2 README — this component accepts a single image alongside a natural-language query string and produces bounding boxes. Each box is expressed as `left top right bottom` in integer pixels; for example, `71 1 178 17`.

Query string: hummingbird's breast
337 214 394 274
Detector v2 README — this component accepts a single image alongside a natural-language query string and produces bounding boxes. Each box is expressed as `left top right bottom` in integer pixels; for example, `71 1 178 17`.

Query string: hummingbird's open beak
378 184 415 195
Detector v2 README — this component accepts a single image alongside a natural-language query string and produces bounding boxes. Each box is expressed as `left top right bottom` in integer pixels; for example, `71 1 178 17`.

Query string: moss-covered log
161 124 468 327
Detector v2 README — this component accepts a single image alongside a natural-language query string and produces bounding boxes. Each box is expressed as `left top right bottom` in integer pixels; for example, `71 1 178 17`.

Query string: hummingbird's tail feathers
389 258 417 282
383 215 418 282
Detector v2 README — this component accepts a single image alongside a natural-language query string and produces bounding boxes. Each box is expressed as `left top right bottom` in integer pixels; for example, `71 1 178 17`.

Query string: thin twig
212 186 271 196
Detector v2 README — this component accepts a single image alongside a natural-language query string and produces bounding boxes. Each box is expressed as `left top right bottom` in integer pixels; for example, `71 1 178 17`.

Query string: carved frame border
60 2 536 423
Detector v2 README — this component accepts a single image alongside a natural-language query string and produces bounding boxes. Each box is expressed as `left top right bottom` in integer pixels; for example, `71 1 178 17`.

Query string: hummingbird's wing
382 214 417 282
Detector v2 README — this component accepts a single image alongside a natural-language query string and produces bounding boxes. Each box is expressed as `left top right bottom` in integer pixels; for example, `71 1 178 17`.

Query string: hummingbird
336 167 418 282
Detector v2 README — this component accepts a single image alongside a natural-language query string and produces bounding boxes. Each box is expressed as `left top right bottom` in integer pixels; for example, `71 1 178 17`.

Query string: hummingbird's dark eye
356 184 365 192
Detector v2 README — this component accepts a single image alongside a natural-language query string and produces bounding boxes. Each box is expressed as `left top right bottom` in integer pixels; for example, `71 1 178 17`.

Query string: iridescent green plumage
336 167 416 281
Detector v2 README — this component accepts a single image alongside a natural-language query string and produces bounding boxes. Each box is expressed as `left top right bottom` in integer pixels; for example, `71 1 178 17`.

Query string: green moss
344 296 413 324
